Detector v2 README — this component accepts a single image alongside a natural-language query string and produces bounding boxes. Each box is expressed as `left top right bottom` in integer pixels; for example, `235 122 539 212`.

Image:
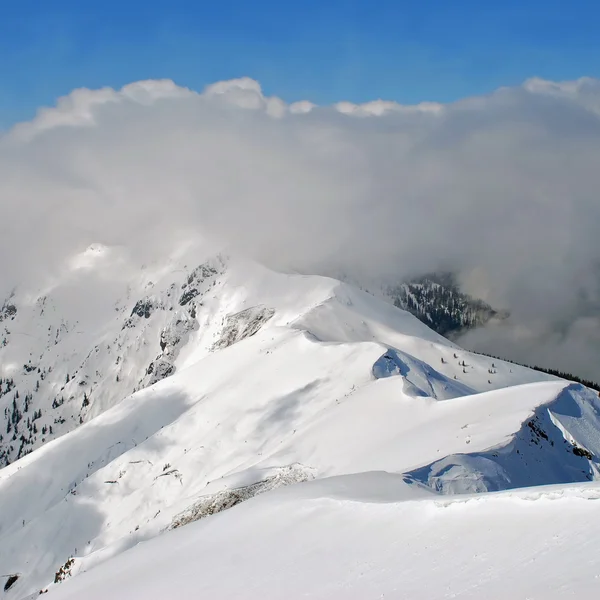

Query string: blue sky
1 0 599 127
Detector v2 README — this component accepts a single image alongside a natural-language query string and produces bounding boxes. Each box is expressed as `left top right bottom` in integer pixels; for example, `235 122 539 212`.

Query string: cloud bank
2 76 600 379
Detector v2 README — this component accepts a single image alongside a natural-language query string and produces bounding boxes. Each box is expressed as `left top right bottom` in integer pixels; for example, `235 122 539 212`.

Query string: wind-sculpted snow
408 384 600 494
372 348 475 399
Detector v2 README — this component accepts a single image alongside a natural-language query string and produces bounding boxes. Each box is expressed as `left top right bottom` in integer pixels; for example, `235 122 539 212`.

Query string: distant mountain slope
387 272 507 337
386 272 600 391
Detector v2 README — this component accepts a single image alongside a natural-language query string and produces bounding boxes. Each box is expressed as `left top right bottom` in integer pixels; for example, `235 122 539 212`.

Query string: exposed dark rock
527 418 549 443
4 574 18 592
147 359 174 384
131 299 155 319
0 303 17 322
573 446 593 459
179 288 199 306
54 558 75 584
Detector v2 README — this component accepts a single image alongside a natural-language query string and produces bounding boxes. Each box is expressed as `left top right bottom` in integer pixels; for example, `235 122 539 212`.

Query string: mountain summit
1 248 599 599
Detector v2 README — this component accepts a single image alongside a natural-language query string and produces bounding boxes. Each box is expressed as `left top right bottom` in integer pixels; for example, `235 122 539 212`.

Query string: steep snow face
408 383 600 494
0 257 598 598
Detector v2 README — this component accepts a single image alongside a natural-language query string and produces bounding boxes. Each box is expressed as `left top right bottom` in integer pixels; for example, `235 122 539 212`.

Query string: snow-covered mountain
0 245 234 466
1 247 599 599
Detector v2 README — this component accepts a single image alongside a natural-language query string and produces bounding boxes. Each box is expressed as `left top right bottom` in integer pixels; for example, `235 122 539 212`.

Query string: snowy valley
0 245 599 599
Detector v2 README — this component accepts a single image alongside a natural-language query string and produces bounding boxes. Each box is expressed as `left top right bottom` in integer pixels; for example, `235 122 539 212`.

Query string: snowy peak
0 255 599 598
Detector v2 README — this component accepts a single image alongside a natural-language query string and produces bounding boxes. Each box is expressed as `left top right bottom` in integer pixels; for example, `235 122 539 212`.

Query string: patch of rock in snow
169 463 314 529
212 305 275 351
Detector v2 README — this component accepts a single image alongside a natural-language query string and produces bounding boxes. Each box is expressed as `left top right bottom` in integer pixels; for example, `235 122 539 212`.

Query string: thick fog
2 76 600 379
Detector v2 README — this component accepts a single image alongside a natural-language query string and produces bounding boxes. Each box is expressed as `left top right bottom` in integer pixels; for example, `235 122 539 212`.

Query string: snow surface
0 250 599 598
47 474 600 600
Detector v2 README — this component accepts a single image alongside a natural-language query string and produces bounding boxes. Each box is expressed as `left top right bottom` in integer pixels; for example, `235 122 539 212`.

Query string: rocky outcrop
213 306 275 351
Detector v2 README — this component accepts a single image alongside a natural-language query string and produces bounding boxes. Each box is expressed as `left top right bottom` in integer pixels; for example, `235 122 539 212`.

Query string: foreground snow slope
49 473 600 600
1 254 599 598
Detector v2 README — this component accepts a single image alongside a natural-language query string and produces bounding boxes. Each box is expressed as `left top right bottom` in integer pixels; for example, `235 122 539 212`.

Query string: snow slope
0 245 353 465
0 250 599 598
47 473 600 600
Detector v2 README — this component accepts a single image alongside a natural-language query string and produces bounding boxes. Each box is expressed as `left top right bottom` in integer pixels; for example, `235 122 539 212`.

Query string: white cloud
2 76 600 379
334 99 443 116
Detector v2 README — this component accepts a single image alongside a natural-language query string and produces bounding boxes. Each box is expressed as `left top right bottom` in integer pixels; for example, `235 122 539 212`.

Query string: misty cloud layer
2 76 600 379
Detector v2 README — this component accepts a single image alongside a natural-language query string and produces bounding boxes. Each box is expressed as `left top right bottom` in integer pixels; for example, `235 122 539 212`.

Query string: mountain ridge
1 251 599 598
